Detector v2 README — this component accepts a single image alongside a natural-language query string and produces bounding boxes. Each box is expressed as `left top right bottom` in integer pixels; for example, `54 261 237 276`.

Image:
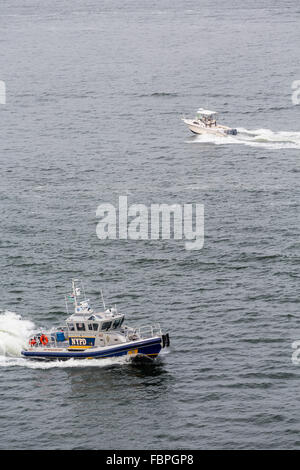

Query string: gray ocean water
1 0 300 450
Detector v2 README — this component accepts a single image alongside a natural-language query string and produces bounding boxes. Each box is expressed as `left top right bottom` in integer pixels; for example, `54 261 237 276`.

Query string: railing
28 333 69 349
123 324 162 341
28 324 162 348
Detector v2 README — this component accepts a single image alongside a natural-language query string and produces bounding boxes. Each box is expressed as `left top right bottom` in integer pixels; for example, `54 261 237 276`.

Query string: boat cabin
63 310 126 349
196 108 218 127
66 310 125 335
60 279 127 348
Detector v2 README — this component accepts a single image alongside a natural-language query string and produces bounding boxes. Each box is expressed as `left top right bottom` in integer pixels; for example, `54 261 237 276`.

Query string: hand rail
124 324 162 340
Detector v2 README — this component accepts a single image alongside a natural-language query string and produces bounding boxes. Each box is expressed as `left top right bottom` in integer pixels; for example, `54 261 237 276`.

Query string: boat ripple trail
189 128 300 149
0 310 35 358
0 355 130 369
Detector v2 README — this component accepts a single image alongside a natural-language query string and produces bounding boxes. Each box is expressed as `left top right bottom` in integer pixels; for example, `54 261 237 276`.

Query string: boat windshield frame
197 109 218 123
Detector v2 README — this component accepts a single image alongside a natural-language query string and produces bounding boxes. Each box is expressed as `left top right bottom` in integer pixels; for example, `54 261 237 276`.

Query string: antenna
81 280 86 300
71 279 79 309
64 295 69 315
100 289 106 310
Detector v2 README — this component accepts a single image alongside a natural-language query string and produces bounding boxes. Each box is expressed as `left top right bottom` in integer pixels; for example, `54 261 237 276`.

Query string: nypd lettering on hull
69 337 95 348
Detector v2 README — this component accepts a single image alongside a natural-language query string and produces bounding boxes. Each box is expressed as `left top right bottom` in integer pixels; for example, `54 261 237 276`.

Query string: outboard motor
162 333 170 348
226 128 237 135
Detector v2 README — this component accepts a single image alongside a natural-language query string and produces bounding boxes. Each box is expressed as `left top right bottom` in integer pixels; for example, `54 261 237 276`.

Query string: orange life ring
40 334 48 346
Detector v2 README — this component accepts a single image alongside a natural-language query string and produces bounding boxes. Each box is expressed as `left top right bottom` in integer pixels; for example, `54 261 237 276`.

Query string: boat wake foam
0 355 130 370
0 310 129 369
188 128 300 149
0 310 35 357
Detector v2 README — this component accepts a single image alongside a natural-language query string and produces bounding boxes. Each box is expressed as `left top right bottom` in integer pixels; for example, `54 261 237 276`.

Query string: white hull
182 118 236 137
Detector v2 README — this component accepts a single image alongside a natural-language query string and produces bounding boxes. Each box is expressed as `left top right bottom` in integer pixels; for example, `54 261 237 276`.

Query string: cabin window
76 323 86 331
92 323 98 331
88 323 93 331
68 323 75 331
101 321 112 331
113 319 121 329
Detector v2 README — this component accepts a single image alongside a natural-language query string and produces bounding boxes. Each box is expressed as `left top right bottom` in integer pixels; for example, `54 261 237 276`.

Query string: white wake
0 310 35 357
188 128 300 149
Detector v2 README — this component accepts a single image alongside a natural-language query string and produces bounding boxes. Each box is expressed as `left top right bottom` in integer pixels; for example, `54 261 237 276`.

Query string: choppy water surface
0 0 300 450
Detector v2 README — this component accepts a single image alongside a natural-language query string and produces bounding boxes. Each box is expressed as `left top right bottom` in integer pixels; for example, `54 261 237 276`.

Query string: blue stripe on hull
21 337 162 360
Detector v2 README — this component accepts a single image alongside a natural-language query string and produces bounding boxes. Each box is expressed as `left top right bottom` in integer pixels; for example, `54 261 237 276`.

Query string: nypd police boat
21 279 170 361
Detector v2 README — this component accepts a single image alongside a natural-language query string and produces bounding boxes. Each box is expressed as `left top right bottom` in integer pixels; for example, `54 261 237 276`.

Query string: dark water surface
0 0 300 450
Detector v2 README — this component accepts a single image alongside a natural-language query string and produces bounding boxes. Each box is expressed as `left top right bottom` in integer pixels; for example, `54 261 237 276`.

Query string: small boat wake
0 354 129 370
188 128 300 149
0 310 34 358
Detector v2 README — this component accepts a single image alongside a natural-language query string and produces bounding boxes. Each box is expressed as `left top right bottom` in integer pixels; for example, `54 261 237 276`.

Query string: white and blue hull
21 336 163 360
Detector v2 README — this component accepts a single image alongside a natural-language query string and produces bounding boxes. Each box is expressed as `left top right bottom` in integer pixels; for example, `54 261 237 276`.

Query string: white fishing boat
21 279 170 361
182 108 237 136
